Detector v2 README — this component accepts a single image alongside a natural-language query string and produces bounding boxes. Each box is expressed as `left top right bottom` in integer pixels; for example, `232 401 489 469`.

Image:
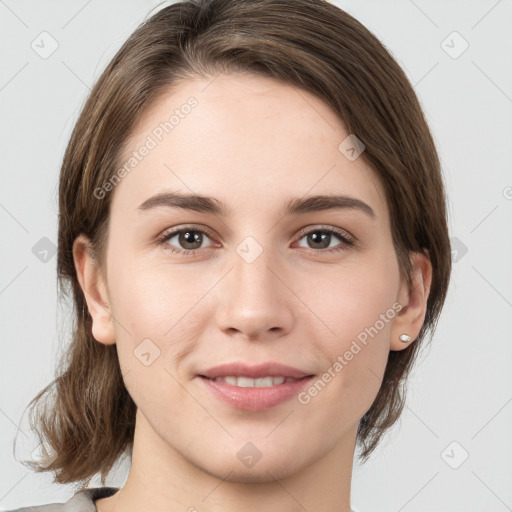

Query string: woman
11 0 451 511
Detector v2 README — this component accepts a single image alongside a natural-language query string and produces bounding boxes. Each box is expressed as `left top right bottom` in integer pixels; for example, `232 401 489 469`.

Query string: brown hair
15 0 451 489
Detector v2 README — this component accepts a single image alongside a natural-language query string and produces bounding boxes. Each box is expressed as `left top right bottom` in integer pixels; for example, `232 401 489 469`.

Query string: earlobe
72 234 116 345
390 250 432 351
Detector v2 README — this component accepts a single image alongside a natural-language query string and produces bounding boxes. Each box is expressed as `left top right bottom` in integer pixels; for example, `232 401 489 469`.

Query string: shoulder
5 487 119 512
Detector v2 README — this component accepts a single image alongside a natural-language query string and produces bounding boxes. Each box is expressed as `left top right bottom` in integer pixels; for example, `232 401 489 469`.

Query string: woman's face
80 73 418 481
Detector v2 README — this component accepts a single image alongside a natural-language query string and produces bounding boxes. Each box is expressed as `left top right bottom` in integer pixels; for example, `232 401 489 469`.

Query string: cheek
303 247 399 346
302 250 399 409
110 263 193 419
108 258 208 385
111 254 202 334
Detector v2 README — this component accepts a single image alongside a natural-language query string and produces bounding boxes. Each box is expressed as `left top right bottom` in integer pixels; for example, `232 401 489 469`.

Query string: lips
196 362 315 410
198 372 315 411
198 361 313 380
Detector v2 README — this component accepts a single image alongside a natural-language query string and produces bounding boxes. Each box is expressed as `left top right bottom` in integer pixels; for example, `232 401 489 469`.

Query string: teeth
212 376 296 387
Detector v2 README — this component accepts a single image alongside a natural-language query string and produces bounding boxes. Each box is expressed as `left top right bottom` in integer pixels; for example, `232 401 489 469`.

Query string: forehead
111 73 388 221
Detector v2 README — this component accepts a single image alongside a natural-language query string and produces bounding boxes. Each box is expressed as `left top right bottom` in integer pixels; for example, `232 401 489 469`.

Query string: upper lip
198 362 314 380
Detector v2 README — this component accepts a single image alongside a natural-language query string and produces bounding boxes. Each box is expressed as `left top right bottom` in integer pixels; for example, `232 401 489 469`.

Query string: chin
213 460 301 484
193 445 307 484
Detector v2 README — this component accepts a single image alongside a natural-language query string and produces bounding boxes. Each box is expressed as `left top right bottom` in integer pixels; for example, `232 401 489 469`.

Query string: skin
73 72 432 512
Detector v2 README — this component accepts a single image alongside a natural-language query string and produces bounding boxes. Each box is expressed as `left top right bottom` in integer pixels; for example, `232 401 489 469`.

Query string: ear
390 250 432 351
72 234 116 345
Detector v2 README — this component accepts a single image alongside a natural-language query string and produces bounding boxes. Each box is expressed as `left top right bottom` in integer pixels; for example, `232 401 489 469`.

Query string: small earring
103 301 110 308
399 334 411 343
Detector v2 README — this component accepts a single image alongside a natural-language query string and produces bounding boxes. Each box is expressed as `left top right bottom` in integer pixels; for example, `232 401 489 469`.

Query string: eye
294 226 355 254
156 226 216 255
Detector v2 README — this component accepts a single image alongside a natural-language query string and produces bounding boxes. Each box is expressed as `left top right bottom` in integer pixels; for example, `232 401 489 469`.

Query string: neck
96 409 356 512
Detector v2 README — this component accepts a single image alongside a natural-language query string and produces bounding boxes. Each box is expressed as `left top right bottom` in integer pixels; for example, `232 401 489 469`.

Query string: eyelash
156 225 355 256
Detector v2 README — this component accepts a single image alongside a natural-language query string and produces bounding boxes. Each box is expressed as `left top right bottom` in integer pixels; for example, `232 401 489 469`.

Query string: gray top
5 487 119 512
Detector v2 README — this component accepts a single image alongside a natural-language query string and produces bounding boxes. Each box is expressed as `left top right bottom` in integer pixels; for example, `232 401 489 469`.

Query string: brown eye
157 226 215 255
295 226 354 254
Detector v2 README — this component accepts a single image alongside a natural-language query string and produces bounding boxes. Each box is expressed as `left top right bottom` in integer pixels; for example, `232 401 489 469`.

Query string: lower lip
198 375 314 411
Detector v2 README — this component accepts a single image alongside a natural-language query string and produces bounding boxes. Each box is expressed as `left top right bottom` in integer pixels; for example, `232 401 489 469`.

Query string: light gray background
1 1 511 511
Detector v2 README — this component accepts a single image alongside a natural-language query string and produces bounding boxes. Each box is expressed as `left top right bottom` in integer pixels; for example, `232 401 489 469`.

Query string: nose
214 241 295 341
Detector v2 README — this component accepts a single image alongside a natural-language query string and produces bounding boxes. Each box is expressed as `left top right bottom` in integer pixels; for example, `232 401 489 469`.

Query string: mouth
197 374 315 411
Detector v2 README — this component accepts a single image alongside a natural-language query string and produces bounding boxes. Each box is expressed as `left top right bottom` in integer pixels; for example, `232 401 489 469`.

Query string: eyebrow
137 192 375 219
